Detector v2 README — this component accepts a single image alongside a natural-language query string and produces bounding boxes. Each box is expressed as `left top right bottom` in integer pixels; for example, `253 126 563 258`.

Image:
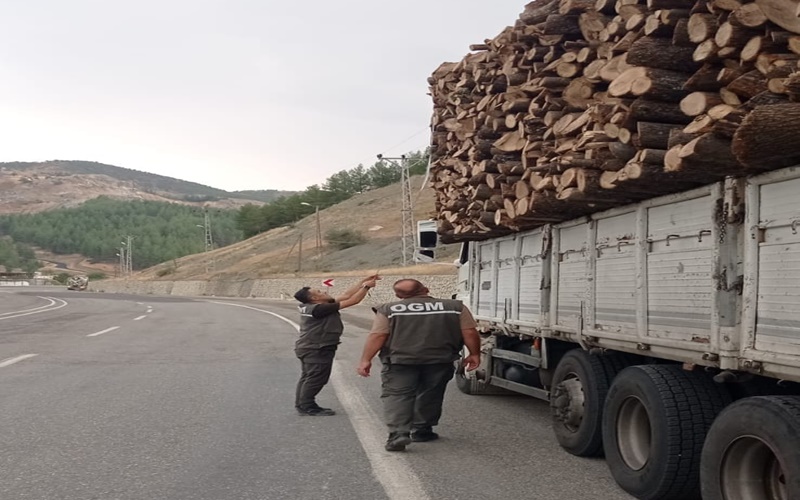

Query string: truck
436 166 800 500
66 275 89 291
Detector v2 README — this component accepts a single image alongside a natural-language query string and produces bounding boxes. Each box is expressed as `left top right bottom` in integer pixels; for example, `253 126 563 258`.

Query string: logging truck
440 167 800 500
66 275 89 291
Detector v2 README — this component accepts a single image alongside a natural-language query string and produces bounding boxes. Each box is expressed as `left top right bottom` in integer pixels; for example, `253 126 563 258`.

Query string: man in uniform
294 274 379 416
357 278 480 451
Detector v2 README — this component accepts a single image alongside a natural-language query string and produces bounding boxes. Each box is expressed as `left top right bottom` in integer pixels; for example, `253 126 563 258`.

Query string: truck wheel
701 396 800 500
454 359 507 395
602 365 731 500
550 350 626 457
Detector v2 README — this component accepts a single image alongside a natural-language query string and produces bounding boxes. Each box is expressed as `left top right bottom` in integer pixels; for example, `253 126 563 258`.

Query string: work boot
297 406 336 416
411 428 439 442
385 432 412 452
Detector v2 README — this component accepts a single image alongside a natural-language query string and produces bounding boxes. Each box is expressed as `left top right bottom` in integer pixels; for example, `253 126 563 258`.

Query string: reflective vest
376 296 464 364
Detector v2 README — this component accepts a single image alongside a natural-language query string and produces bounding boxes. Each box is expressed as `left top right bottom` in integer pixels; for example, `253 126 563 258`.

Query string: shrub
156 267 175 277
87 272 106 280
53 272 71 284
325 228 366 250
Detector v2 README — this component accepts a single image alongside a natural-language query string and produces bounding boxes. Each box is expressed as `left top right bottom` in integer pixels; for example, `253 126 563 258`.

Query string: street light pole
300 202 323 257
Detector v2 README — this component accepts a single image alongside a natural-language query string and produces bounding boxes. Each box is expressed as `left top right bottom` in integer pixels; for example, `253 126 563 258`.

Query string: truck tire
602 365 731 500
701 396 800 500
550 350 627 457
454 359 507 395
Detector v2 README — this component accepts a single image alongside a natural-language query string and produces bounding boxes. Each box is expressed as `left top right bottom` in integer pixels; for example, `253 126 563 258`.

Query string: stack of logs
429 0 800 241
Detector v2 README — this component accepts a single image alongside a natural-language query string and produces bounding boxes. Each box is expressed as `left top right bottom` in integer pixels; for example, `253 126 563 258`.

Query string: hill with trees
235 151 428 238
0 237 40 273
0 198 242 269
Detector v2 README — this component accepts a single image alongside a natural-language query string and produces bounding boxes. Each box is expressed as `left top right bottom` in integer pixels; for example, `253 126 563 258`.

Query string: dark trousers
295 347 336 409
380 362 455 434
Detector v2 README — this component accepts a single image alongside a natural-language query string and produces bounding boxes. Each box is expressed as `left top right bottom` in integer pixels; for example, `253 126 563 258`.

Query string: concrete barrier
91 274 459 303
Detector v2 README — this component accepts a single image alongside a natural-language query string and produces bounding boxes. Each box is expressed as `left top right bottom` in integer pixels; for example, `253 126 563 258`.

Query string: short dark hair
294 287 312 303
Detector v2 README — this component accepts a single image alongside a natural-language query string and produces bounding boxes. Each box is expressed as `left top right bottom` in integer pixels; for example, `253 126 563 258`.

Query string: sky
0 1 525 192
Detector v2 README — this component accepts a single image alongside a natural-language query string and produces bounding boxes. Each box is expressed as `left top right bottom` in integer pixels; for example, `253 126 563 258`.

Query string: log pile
429 0 800 241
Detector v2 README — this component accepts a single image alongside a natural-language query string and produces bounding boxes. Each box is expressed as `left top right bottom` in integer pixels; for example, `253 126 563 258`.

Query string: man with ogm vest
294 274 379 416
357 278 480 451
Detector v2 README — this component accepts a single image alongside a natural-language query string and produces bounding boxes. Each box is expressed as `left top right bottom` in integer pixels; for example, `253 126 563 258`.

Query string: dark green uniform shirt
375 296 465 364
296 302 343 350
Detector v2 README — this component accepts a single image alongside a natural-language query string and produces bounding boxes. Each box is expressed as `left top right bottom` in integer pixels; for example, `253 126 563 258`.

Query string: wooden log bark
732 103 800 168
630 97 694 123
637 122 677 148
626 36 700 72
727 70 769 99
754 0 800 35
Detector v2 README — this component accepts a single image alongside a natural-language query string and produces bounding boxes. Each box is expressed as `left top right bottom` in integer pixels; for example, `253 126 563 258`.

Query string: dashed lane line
133 315 147 321
0 354 39 368
87 326 121 337
206 301 430 500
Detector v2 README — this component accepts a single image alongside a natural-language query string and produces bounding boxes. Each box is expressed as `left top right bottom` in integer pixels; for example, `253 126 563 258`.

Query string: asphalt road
0 287 632 500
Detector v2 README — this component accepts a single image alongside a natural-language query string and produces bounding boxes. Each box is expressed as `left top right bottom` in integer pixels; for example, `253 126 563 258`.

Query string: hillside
137 176 460 280
0 160 293 215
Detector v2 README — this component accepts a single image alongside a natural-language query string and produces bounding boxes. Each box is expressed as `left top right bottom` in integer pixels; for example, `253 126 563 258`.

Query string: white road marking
207 301 430 500
136 302 144 305
87 326 120 337
0 354 38 368
0 297 68 321
146 308 153 313
0 297 57 318
133 315 147 321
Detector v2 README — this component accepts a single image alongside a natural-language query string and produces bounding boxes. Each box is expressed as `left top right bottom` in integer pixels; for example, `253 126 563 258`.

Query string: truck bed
468 166 800 382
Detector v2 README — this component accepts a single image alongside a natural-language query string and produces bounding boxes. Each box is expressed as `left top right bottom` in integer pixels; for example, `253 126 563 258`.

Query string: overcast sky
0 1 524 191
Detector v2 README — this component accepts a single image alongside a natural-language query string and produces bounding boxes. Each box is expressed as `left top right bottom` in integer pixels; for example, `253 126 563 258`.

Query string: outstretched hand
362 274 382 284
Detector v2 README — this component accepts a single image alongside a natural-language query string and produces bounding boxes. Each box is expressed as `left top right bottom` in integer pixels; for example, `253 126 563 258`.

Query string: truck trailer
443 166 800 500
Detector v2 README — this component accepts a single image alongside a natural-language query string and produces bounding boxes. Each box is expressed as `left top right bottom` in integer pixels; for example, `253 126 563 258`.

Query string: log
688 13 718 43
727 70 769 99
609 141 638 161
715 22 758 48
626 36 700 72
637 122 676 148
685 64 725 91
754 0 800 35
520 0 561 25
680 91 724 116
672 18 694 47
668 128 701 147
732 103 800 168
733 3 769 27
630 97 694 123
741 36 772 62
560 0 598 14
629 68 691 101
544 14 583 35
639 148 668 164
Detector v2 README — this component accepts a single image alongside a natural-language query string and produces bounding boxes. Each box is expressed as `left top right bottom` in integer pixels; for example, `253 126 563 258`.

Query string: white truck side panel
745 169 800 367
594 211 637 333
476 242 495 318
496 238 518 322
645 195 715 341
518 231 544 325
466 167 800 382
553 224 588 332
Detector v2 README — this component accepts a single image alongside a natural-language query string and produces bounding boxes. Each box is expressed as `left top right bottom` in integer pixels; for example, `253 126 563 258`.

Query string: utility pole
301 202 323 258
117 248 125 278
377 154 415 266
120 235 134 276
297 233 303 273
199 208 215 273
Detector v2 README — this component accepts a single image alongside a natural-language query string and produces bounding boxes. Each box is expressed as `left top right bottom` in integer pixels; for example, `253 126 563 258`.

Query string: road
0 288 632 500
